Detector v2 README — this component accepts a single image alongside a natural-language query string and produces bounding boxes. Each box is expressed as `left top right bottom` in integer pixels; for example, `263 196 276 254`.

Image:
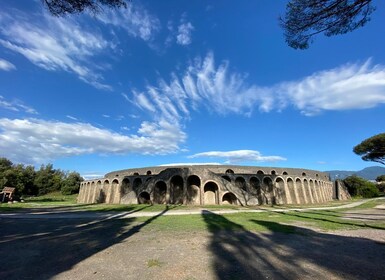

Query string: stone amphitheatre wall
78 165 349 206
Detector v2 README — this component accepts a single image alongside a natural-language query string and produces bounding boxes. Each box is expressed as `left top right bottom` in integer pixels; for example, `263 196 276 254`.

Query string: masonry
78 165 350 205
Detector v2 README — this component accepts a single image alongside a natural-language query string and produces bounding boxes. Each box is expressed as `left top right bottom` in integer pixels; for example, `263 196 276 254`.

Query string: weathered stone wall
78 165 343 206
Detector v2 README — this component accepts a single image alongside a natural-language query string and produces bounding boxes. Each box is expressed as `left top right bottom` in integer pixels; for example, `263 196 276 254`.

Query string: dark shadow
202 211 385 280
0 207 169 279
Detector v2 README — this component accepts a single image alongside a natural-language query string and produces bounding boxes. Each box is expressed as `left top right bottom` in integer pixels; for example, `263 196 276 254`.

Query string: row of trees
0 158 83 196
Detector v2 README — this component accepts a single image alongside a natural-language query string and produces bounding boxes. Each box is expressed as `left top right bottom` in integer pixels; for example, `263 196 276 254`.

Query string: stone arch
302 172 307 176
225 169 234 174
187 175 201 205
283 171 288 175
222 175 231 182
110 179 119 203
99 180 109 203
120 179 128 191
250 177 262 204
263 177 274 204
287 178 297 204
154 181 167 204
257 170 264 175
204 181 218 205
295 178 305 204
271 170 276 175
133 172 139 176
303 179 312 204
235 177 247 192
222 192 238 205
309 179 318 203
170 175 184 204
133 178 142 194
138 191 151 204
275 177 286 204
146 170 152 175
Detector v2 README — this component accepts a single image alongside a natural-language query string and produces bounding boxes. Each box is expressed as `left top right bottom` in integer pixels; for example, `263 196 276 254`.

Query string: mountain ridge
327 166 385 181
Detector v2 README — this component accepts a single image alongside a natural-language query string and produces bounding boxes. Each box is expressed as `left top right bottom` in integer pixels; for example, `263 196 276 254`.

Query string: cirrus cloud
0 58 16 71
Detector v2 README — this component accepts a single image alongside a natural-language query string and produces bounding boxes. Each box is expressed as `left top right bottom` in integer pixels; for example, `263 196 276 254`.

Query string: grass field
1 193 384 233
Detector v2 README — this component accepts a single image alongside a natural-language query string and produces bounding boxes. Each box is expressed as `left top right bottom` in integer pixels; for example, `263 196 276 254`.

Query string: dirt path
0 199 384 280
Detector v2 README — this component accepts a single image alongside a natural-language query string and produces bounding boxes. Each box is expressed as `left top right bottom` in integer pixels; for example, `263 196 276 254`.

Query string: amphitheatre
78 165 351 205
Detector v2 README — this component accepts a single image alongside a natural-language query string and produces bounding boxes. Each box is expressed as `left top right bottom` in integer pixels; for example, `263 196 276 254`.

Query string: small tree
61 172 83 195
353 133 385 165
376 175 385 182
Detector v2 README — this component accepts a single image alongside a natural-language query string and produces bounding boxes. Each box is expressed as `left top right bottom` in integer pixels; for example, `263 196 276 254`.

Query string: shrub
343 175 379 198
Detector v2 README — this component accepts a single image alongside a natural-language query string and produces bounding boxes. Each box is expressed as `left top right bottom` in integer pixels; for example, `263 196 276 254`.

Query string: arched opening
235 177 247 192
146 170 152 175
225 169 234 174
283 171 288 175
222 175 231 182
271 170 276 175
309 179 318 203
154 181 167 204
170 175 184 204
296 178 305 204
275 177 286 204
138 191 151 204
222 192 238 205
110 179 119 203
133 178 142 194
257 170 264 175
287 178 297 204
187 175 201 205
263 177 274 204
133 172 139 176
204 182 218 205
302 172 306 176
250 177 262 204
121 178 130 195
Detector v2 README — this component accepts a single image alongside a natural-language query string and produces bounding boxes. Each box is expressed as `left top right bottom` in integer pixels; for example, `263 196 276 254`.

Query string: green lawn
1 193 384 234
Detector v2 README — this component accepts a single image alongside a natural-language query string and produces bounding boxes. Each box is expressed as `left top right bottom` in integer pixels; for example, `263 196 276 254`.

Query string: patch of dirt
342 207 385 222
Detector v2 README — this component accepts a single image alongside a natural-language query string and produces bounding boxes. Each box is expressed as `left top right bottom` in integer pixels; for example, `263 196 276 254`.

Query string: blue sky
1 0 385 179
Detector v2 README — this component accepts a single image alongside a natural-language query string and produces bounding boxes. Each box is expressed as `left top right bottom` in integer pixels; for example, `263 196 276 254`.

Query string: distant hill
327 166 385 181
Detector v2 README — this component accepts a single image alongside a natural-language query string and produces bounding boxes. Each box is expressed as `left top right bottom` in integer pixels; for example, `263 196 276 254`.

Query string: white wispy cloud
0 96 38 114
132 53 385 124
177 21 194 45
279 59 385 115
0 118 186 164
0 9 114 90
96 4 160 41
189 150 287 164
0 58 16 71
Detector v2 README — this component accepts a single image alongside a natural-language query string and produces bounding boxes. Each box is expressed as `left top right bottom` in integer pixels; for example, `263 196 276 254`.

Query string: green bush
343 175 379 198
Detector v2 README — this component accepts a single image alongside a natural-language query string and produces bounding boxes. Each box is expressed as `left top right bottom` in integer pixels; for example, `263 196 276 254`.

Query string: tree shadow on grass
202 210 385 280
0 206 170 279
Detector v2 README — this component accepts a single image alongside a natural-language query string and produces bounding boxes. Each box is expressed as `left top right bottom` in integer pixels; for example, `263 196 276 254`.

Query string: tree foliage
43 0 127 16
281 0 375 49
376 174 385 182
353 133 385 165
0 157 83 196
343 175 379 198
